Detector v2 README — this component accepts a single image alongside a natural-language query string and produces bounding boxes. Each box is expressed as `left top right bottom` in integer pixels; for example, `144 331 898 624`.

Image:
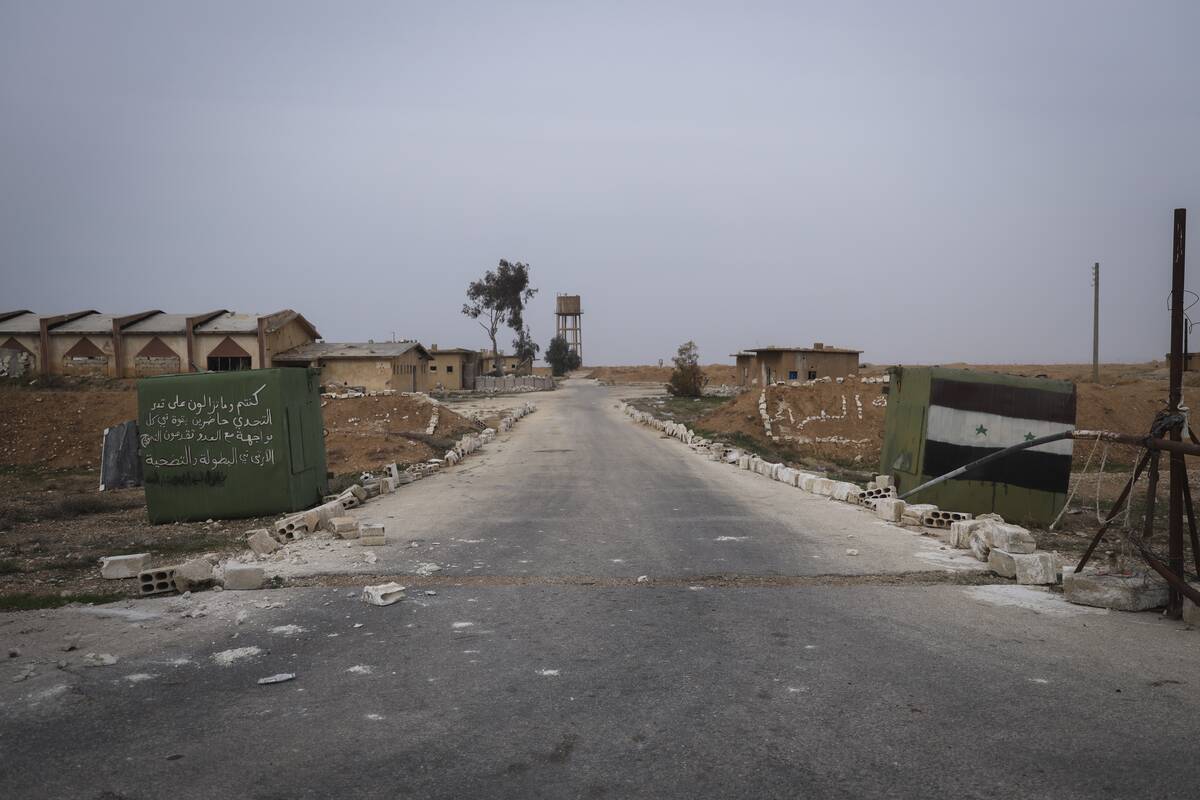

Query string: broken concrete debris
874 498 906 523
100 553 149 579
172 557 216 593
359 523 386 546
247 529 281 555
257 673 297 685
1063 571 1169 611
222 564 266 591
83 652 119 667
330 516 360 538
361 582 407 606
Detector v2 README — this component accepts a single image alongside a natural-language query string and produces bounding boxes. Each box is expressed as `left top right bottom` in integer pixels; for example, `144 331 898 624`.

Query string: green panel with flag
137 368 327 523
880 366 1076 526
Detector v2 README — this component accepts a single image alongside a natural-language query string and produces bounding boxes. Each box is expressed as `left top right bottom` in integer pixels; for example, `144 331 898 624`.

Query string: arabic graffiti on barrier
140 384 276 469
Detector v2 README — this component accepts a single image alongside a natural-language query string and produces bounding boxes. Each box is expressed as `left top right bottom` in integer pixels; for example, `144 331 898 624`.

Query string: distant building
479 349 532 376
0 309 319 378
731 352 756 387
734 343 863 387
272 341 432 393
426 345 479 391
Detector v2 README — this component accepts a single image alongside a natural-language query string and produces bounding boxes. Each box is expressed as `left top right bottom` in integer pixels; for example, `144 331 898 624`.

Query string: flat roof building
272 341 432 393
426 346 479 391
734 343 863 387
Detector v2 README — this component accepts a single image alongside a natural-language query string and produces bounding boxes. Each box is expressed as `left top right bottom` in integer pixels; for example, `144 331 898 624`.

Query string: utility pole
1167 210 1187 617
1092 262 1100 383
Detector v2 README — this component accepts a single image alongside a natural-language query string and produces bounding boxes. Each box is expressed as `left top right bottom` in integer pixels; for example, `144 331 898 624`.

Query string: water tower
554 294 583 362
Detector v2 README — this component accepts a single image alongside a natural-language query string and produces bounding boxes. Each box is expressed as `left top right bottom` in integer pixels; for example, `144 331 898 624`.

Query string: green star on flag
975 424 988 436
1024 432 1036 442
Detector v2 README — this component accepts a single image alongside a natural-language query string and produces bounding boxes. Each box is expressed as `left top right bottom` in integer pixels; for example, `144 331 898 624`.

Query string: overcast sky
2 1 1198 365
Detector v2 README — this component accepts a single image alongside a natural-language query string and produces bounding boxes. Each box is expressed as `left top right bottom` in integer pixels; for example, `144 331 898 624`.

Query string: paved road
2 381 1198 799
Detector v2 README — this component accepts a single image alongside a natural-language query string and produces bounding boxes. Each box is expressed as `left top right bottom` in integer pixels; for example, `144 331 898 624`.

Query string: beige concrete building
427 346 479 391
272 341 432 392
0 309 319 378
735 343 863 387
732 352 755 387
479 349 532 376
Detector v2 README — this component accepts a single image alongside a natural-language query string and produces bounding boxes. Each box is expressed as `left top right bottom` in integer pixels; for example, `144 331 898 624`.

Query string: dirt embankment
0 388 138 469
321 394 479 474
697 379 888 467
585 364 738 386
694 366 1178 473
0 386 480 475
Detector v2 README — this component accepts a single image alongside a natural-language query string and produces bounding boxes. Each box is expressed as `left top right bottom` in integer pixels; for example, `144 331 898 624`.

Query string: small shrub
667 341 706 398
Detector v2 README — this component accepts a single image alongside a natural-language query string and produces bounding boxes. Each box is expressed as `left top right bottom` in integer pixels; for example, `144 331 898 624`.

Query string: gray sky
2 1 1198 365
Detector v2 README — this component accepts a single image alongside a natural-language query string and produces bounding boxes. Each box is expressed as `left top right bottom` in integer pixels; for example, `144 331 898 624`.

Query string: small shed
138 368 327 522
880 366 1077 526
273 341 431 392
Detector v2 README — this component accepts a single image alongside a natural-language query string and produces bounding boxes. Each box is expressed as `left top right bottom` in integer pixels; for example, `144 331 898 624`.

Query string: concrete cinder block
875 475 894 489
222 564 266 591
1064 572 1168 611
330 516 360 538
902 504 938 525
361 582 406 606
274 514 310 541
946 520 981 549
100 553 149 579
832 482 861 503
315 500 346 529
302 508 322 531
922 510 973 529
173 557 215 593
139 566 177 596
247 529 281 555
812 478 835 496
968 529 992 562
1013 552 1057 585
988 549 1017 578
989 523 1037 554
875 498 906 523
359 523 386 546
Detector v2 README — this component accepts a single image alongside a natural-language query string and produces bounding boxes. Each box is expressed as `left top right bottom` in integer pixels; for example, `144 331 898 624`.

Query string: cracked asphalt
2 380 1198 799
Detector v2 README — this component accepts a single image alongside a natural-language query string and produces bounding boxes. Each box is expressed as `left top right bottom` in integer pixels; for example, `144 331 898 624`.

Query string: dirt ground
0 467 269 607
321 393 479 474
584 364 739 386
0 384 138 469
697 377 888 468
0 384 480 475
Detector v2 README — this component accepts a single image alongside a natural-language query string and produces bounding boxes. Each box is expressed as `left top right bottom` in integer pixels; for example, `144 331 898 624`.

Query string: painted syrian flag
923 378 1076 493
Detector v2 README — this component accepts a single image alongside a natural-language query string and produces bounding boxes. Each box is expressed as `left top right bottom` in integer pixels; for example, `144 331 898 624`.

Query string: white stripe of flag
926 405 1074 456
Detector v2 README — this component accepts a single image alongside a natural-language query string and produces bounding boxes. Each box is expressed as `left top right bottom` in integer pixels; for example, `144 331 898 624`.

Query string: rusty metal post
1167 208 1188 616
1092 262 1100 383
